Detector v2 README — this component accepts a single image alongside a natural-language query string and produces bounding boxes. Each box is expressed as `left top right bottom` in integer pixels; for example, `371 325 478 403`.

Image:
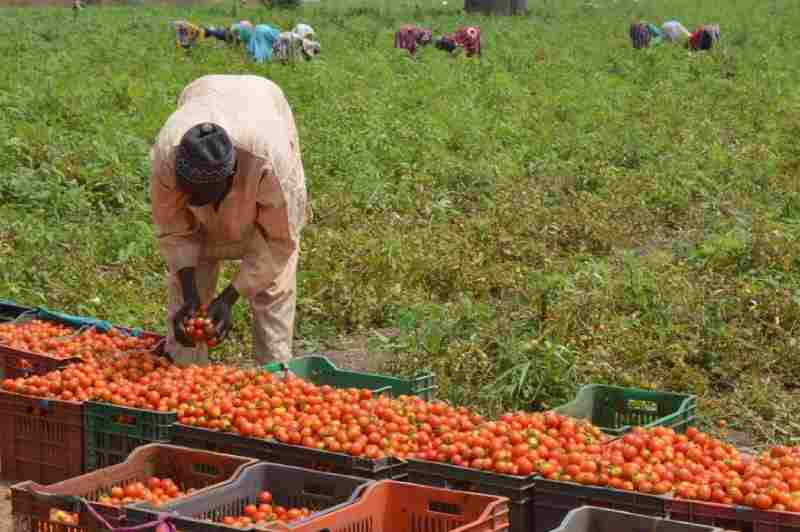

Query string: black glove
208 284 239 341
173 267 200 347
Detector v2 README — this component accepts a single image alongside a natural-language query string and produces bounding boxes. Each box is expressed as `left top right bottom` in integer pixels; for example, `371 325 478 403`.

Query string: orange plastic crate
284 480 510 532
11 443 259 532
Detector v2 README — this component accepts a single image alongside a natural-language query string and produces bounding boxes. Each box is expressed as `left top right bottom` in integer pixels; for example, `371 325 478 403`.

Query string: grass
2 0 800 444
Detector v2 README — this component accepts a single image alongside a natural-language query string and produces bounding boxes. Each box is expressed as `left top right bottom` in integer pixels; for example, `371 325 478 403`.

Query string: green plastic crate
554 384 698 436
263 354 436 400
84 401 176 472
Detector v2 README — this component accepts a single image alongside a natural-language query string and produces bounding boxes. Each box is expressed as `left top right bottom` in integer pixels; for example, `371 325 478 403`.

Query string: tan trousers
165 228 298 366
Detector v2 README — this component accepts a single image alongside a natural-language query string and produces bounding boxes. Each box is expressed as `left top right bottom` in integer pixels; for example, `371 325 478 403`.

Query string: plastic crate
533 478 668 532
0 301 165 380
551 506 722 532
263 354 437 400
84 401 178 472
0 390 84 484
0 300 32 321
0 302 80 380
667 498 800 532
170 422 276 461
281 480 510 532
10 443 259 532
0 327 164 381
553 384 698 436
406 458 534 532
267 439 407 480
171 423 408 481
126 461 373 532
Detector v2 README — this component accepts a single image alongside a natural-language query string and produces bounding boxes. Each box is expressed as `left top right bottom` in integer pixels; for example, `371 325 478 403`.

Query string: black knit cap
175 122 236 187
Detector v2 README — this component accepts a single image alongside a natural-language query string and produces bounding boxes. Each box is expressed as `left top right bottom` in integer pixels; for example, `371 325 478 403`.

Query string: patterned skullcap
175 123 236 185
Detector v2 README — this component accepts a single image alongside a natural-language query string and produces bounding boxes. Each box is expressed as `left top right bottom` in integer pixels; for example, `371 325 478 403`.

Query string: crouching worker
150 74 312 370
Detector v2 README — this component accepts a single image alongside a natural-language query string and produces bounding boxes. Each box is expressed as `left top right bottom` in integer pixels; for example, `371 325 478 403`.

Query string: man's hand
174 298 200 347
208 284 240 340
174 267 200 347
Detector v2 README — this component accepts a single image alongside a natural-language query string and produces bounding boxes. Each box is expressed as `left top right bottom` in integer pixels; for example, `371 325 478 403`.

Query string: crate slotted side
84 401 177 472
406 458 534 532
171 423 408 481
263 355 437 400
553 384 698 436
552 506 722 532
0 391 84 484
285 480 510 532
11 443 259 532
126 462 373 532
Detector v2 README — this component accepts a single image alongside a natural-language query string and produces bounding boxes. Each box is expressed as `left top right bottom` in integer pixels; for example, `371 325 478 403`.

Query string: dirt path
307 328 400 373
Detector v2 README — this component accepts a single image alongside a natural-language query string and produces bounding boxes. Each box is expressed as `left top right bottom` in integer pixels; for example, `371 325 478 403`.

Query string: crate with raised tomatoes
666 442 800 532
10 443 258 532
0 347 169 483
0 302 163 380
171 374 456 480
406 410 614 532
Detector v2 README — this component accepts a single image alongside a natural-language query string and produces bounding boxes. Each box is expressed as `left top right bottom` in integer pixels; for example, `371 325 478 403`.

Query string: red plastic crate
1 347 82 380
0 328 164 380
283 480 510 532
668 498 800 532
11 443 259 532
0 390 84 484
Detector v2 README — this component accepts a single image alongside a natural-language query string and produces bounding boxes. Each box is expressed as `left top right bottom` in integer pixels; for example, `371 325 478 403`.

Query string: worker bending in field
150 74 312 369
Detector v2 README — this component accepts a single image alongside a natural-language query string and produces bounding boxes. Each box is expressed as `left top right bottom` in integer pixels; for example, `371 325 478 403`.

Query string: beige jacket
150 75 311 300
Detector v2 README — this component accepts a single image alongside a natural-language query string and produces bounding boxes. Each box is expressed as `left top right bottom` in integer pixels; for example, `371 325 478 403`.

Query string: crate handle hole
446 481 473 492
429 501 463 515
111 415 137 426
191 463 221 477
626 399 658 412
302 483 336 499
27 405 50 417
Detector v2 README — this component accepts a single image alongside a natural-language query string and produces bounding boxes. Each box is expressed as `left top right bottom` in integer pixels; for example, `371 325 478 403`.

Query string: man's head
175 122 236 206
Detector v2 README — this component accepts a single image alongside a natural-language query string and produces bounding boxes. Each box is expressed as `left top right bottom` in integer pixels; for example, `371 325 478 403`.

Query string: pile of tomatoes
420 410 608 477
178 383 487 462
219 490 311 527
732 445 800 512
95 477 194 508
525 424 800 513
0 319 159 362
1 351 172 403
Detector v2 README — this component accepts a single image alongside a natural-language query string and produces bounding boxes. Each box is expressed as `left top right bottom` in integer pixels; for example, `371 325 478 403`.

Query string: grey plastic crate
125 462 372 531
550 507 722 532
